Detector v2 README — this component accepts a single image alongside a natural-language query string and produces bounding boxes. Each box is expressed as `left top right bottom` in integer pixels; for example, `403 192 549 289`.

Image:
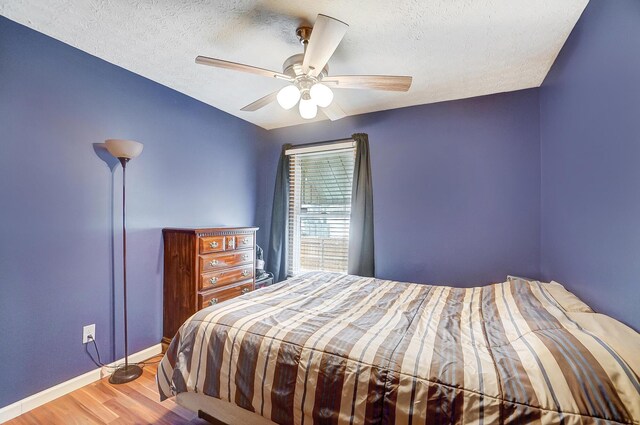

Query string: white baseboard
0 344 163 423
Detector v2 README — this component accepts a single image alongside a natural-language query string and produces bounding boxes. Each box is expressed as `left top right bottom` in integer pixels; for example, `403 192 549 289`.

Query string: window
287 142 355 276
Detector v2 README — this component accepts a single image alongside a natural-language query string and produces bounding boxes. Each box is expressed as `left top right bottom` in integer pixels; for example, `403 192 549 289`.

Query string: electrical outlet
83 324 96 344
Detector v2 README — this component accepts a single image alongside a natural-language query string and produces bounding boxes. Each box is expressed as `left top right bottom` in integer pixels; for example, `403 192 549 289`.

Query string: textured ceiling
1 0 588 130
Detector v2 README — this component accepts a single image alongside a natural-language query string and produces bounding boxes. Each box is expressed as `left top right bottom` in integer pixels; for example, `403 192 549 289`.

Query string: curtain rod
285 137 354 156
288 137 353 150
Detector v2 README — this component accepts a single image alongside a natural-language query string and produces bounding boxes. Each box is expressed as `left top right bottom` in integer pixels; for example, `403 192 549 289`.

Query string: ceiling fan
195 14 413 120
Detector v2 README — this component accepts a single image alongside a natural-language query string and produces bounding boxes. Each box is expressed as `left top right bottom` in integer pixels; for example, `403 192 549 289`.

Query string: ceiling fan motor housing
282 53 328 97
283 54 328 78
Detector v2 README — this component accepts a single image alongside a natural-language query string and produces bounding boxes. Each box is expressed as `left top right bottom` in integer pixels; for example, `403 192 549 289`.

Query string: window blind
287 146 355 276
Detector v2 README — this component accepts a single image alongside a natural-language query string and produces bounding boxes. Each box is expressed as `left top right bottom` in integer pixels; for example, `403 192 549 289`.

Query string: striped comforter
157 272 640 424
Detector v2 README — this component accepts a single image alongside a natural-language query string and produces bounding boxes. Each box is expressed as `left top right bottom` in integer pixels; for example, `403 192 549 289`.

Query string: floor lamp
105 139 144 384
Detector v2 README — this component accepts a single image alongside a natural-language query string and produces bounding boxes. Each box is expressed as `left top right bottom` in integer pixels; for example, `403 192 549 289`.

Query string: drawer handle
209 260 219 266
209 241 219 248
241 287 250 295
242 254 250 260
242 269 249 277
209 277 218 284
227 239 235 248
241 237 249 244
209 298 219 306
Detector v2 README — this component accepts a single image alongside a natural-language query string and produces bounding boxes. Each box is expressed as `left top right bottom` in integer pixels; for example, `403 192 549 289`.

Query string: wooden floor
6 355 210 425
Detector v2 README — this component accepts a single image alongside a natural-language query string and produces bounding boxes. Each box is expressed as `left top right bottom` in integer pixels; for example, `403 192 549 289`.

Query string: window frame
286 140 356 276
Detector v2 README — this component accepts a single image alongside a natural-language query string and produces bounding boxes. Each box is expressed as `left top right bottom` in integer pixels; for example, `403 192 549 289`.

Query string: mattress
157 271 639 424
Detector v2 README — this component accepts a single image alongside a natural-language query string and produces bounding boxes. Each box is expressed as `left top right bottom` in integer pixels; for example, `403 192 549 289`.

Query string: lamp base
109 364 143 384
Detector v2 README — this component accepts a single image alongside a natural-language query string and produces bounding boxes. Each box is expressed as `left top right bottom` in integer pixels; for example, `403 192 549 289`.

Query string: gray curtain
266 144 292 283
348 133 375 277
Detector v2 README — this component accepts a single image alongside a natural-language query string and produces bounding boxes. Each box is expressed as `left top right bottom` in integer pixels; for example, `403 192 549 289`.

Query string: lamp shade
299 97 317 119
309 83 333 108
105 139 143 159
277 85 301 110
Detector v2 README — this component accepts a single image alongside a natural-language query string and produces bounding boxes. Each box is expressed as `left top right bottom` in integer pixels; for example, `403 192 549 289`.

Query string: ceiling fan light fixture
309 83 333 108
276 85 301 110
299 97 317 119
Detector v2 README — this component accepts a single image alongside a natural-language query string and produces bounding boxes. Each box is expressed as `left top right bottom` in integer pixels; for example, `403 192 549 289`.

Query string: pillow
546 280 594 313
507 275 540 283
506 276 594 313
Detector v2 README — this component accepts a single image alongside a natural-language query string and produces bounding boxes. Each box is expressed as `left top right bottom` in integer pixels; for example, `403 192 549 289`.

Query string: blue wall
0 16 264 407
540 0 640 330
258 90 542 286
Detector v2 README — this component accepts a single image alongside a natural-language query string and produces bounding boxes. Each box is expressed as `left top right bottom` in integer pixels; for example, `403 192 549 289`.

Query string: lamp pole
120 157 130 370
105 139 143 385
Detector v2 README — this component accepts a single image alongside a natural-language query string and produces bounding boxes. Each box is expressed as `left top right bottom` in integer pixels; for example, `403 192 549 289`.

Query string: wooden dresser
162 226 258 345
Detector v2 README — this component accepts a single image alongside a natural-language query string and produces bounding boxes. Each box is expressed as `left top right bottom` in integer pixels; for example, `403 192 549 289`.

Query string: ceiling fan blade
323 75 412 92
321 101 347 121
302 15 348 77
240 91 279 112
195 56 293 81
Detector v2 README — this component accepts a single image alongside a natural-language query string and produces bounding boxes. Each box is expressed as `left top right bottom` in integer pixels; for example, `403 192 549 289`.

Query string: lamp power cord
85 335 163 371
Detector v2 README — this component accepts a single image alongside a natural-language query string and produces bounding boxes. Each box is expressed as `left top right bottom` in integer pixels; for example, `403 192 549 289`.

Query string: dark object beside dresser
255 272 274 289
162 226 258 345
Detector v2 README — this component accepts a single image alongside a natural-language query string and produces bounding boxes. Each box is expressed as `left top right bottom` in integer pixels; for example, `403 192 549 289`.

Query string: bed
157 272 640 424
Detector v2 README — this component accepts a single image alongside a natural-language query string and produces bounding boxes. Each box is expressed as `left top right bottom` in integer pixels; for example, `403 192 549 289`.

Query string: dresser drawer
200 266 254 290
199 236 225 254
224 235 236 251
200 250 253 273
199 280 254 309
235 234 254 250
